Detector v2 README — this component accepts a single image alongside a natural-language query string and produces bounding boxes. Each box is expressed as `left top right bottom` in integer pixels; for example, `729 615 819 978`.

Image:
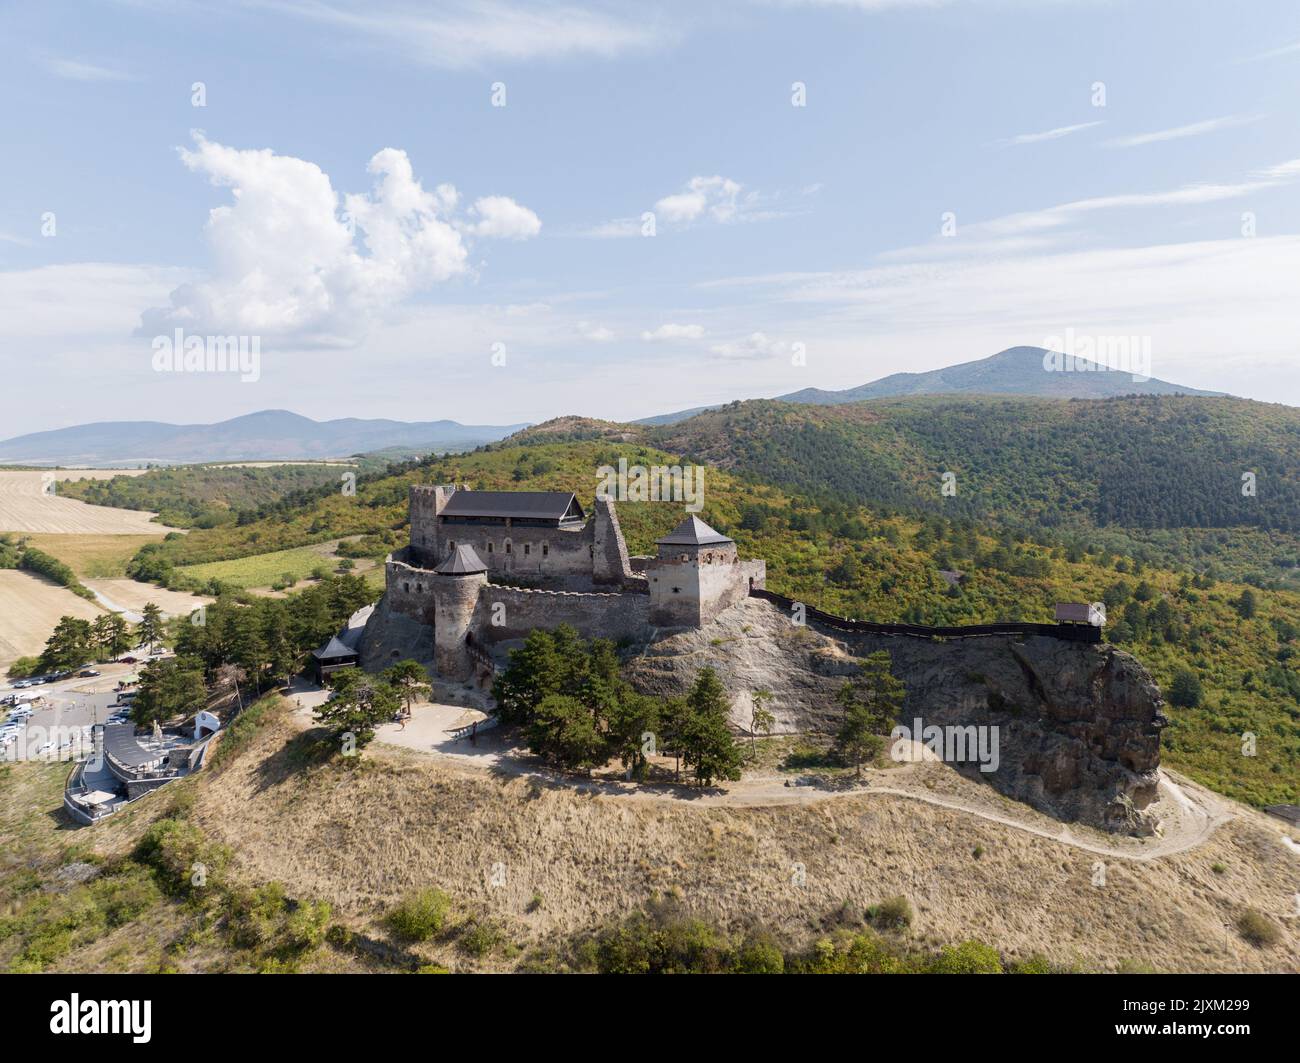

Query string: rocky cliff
625 598 1167 834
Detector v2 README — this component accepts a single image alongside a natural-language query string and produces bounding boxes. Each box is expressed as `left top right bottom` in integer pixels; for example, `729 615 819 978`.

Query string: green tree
137 602 165 654
834 651 905 777
607 690 660 780
678 668 743 787
313 670 400 751
38 616 94 672
1167 667 1203 708
384 659 431 713
133 656 208 727
1235 589 1257 620
527 693 607 772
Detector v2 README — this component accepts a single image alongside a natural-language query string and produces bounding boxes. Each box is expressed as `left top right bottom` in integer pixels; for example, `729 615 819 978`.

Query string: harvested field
85 579 212 619
0 569 103 665
24 534 162 578
0 470 173 534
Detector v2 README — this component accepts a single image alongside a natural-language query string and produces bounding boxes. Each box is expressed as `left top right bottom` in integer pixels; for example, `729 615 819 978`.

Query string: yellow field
23 533 162 578
0 569 103 666
0 470 173 534
84 579 212 619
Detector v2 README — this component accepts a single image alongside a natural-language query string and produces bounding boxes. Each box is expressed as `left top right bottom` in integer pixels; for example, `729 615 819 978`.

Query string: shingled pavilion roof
655 515 733 546
435 544 488 575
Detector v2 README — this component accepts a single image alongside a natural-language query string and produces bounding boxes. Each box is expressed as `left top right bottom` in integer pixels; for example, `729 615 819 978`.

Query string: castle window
505 541 512 553
672 587 681 594
403 582 410 593
417 583 423 593
487 542 493 553
449 541 455 551
524 544 530 555
706 552 713 563
542 544 549 557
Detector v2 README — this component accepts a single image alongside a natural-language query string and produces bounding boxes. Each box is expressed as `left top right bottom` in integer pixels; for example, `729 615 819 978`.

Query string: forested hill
644 395 1300 533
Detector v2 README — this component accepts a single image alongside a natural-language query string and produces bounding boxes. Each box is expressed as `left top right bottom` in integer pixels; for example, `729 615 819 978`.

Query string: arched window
403 582 410 593
505 540 512 553
542 543 549 557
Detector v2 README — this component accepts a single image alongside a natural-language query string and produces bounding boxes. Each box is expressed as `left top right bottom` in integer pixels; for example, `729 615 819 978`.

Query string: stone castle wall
473 585 652 645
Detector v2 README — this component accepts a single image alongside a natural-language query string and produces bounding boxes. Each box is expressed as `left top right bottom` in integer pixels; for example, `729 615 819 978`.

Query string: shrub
458 919 503 957
734 932 785 973
386 888 452 942
1236 909 1280 948
930 940 1004 973
869 895 913 930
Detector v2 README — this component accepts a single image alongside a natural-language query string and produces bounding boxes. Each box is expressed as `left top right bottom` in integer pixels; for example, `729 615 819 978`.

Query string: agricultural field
0 470 169 534
176 541 348 591
23 534 162 579
0 569 104 667
83 580 212 620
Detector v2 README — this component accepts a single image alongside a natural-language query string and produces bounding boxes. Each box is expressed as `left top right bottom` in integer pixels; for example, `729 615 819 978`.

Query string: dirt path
288 693 1239 865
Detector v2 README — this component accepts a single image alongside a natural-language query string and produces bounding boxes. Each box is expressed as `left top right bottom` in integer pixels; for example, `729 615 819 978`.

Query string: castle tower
646 515 740 627
432 544 488 681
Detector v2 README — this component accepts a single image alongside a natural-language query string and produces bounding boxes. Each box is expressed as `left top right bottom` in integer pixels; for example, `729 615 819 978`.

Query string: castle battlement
381 487 765 682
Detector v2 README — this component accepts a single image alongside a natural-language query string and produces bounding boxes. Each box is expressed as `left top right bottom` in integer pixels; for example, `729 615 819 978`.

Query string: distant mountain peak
0 410 529 466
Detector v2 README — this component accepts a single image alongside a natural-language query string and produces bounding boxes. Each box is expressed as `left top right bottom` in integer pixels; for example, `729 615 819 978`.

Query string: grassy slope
8 697 1292 974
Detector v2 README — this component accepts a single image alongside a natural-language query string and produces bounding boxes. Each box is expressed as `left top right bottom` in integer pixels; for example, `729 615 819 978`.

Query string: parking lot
2 662 149 762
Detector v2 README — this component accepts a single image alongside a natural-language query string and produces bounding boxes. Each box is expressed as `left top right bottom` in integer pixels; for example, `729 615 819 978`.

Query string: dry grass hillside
186 699 1298 974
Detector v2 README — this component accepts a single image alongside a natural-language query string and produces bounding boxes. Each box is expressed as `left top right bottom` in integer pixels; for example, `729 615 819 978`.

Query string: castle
383 485 765 681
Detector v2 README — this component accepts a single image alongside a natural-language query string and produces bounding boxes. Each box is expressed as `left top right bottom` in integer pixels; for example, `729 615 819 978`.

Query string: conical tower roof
435 544 488 574
655 515 733 546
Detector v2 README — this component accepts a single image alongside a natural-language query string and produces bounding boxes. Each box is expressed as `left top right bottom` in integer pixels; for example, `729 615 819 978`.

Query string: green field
177 544 338 590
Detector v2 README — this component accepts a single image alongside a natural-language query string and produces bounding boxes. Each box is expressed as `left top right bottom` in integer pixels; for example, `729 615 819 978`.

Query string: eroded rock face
625 598 1167 834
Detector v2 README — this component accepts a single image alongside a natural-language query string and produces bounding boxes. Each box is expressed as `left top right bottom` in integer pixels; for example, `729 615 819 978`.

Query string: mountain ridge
0 409 529 466
636 345 1229 425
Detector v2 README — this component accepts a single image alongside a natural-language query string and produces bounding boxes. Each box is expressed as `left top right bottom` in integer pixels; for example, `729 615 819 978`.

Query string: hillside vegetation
92 433 1299 809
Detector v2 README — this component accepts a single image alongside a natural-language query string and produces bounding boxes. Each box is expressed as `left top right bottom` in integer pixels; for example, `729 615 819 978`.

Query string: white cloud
140 134 539 345
1105 114 1263 148
468 196 542 239
573 217 643 239
42 56 134 82
641 322 705 341
256 0 670 68
999 121 1103 146
576 320 615 341
709 331 788 359
655 176 744 224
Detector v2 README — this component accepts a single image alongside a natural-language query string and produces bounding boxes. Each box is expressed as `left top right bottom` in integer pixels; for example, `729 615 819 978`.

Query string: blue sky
3 0 1299 435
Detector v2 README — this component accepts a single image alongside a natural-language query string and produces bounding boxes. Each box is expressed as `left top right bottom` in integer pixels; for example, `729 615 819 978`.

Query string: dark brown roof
438 490 584 522
313 635 359 660
435 544 488 575
655 515 733 546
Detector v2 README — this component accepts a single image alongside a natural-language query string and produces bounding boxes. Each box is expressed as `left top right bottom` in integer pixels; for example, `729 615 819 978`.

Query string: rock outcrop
625 598 1167 834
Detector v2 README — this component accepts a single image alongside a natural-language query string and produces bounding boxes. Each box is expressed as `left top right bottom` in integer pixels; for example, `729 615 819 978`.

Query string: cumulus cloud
139 135 539 345
640 322 705 341
655 175 743 225
709 331 788 359
469 195 542 239
577 320 615 341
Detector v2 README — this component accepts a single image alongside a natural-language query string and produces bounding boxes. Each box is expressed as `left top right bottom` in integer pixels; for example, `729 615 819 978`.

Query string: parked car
78 668 102 677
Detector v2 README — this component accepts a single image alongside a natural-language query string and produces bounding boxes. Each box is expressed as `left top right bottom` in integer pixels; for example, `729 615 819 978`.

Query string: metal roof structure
434 544 488 575
102 724 165 770
438 490 584 522
655 515 734 547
